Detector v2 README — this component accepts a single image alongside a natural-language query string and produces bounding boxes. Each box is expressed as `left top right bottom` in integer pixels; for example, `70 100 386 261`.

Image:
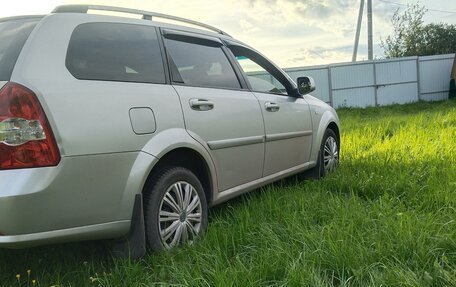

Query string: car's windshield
0 17 40 81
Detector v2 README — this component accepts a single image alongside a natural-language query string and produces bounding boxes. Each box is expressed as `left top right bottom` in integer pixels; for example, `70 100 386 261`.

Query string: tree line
381 3 456 58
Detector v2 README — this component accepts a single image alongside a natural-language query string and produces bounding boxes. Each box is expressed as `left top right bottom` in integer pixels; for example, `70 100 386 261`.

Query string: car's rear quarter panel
2 14 190 236
12 14 185 156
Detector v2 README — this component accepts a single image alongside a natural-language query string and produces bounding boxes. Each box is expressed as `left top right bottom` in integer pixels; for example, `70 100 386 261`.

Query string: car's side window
164 38 241 90
0 18 40 81
229 46 291 96
66 23 166 84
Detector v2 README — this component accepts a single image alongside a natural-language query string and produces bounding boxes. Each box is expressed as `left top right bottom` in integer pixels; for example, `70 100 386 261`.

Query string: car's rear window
66 23 166 84
164 38 241 90
0 18 40 81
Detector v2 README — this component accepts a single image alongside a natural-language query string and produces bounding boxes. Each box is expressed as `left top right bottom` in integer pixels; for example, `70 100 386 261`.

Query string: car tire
301 128 339 179
319 128 339 177
143 167 208 251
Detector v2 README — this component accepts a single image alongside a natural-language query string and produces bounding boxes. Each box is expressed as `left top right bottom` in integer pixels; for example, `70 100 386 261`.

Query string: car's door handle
189 99 214 111
265 102 280 112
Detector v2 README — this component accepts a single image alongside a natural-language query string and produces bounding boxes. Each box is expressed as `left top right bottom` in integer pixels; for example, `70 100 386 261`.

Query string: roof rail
52 5 231 37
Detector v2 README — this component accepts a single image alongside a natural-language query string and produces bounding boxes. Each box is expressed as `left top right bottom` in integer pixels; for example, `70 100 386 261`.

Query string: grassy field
1 101 455 287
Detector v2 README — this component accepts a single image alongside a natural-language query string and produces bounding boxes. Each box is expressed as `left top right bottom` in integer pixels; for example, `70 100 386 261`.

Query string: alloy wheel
158 181 202 249
323 136 339 174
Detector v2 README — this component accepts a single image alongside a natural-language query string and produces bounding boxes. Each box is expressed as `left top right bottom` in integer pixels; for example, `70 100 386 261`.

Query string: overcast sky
1 0 455 68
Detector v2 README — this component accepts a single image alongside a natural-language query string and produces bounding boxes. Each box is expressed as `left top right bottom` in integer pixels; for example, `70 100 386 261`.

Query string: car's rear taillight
0 82 60 170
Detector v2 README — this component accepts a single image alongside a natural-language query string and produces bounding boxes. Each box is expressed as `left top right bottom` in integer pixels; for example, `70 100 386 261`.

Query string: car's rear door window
164 37 241 90
0 17 40 81
66 23 165 84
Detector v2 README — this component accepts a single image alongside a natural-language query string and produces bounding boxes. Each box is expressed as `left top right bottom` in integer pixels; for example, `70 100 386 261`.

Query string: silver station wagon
0 5 340 257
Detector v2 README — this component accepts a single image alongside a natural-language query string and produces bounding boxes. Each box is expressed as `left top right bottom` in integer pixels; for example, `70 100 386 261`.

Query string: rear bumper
0 221 130 248
0 151 155 248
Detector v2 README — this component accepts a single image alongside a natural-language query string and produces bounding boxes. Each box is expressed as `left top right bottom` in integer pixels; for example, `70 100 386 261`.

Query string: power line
378 0 456 14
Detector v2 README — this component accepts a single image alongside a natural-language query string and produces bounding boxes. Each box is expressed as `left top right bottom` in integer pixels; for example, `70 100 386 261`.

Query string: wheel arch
310 111 341 163
327 121 340 145
118 129 217 225
117 146 214 254
141 147 214 204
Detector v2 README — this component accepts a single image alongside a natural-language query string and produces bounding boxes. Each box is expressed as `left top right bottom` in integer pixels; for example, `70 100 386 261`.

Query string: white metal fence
280 53 455 108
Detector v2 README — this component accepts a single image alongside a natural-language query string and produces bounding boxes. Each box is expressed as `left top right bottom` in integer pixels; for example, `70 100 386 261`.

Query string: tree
381 3 456 58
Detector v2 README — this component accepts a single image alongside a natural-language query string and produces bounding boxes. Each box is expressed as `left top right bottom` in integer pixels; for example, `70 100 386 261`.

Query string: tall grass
1 101 455 286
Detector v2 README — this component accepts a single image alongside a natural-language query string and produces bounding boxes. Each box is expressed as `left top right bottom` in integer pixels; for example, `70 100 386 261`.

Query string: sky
1 0 455 68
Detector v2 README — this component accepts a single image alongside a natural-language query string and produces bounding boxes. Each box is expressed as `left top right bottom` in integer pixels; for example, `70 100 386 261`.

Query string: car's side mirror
297 76 316 96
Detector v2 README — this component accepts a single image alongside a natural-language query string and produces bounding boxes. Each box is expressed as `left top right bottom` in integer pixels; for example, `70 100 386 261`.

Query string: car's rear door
162 30 265 191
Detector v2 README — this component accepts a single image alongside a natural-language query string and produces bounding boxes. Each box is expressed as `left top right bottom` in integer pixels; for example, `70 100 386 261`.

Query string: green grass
1 101 455 287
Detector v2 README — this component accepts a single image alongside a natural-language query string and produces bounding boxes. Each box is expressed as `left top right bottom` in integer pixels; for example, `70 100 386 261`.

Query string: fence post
416 56 421 101
373 61 378 106
328 66 334 107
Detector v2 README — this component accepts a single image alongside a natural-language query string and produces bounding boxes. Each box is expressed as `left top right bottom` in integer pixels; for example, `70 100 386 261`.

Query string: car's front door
228 45 313 176
163 31 265 191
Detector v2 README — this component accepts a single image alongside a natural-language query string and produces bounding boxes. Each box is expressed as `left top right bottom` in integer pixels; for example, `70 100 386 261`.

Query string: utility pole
352 0 365 62
352 0 374 61
367 0 373 60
